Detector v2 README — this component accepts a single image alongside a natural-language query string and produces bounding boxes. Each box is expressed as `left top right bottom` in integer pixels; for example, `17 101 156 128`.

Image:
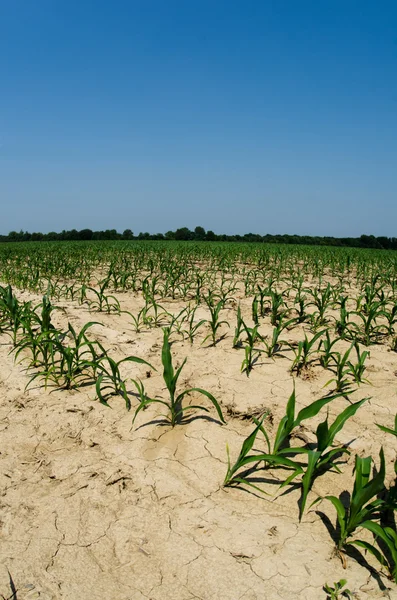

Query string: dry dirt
1 288 397 600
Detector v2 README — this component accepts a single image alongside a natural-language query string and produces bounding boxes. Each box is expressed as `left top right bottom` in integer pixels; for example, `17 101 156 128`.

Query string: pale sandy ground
1 287 397 600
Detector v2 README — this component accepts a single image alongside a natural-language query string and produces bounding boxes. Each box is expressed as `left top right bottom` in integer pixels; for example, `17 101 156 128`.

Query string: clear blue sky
1 1 396 237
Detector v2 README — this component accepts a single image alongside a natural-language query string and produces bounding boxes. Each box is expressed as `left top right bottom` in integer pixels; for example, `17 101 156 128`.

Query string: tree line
1 227 397 250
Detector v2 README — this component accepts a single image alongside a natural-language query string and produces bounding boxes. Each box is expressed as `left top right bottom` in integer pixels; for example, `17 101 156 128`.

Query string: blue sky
0 0 396 237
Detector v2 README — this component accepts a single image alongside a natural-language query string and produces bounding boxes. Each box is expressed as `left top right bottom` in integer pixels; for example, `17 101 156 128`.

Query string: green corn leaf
350 449 386 529
299 450 322 520
316 415 330 453
359 520 397 579
348 538 387 570
132 398 171 424
322 495 347 540
161 328 175 394
178 388 225 423
376 423 397 438
325 397 368 448
295 394 338 427
252 415 271 453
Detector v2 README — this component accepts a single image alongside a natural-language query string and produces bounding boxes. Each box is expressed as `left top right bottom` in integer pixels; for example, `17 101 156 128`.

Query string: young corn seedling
26 322 102 390
256 282 272 317
269 289 287 326
122 306 149 333
315 449 397 582
232 305 244 348
13 322 60 370
133 328 225 427
9 301 34 347
346 342 370 385
86 277 121 313
290 330 325 375
78 283 88 306
0 286 31 345
357 277 385 315
203 298 230 346
165 307 188 340
334 296 351 339
214 279 238 306
350 302 386 346
293 289 309 323
263 317 296 358
296 398 367 520
376 415 397 503
323 579 353 600
96 352 154 409
251 295 259 326
240 321 264 376
382 303 397 336
32 295 60 333
319 331 341 369
144 297 168 328
64 282 83 302
324 347 354 395
308 283 333 327
191 272 203 304
182 304 206 344
224 387 338 491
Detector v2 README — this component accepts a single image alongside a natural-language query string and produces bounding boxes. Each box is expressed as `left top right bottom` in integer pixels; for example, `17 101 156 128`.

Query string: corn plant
224 388 338 490
203 298 230 346
232 305 244 348
144 297 168 328
256 281 272 316
14 326 59 370
335 296 350 339
309 283 333 327
296 398 367 519
32 295 60 333
323 579 353 600
319 331 340 368
240 321 264 376
122 306 149 333
324 347 353 395
290 330 325 375
26 322 101 390
263 317 296 358
133 328 225 426
350 302 386 346
85 278 121 313
214 279 238 305
96 352 154 409
382 303 397 336
0 285 31 345
346 342 370 385
165 307 188 339
251 295 259 325
223 412 303 493
181 304 206 344
293 289 309 323
269 289 287 326
315 449 397 581
63 282 81 302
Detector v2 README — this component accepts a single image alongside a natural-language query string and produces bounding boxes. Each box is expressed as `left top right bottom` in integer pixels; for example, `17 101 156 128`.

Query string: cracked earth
1 288 397 599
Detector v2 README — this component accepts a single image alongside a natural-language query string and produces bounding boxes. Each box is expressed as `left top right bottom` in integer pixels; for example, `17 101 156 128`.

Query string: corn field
1 240 397 599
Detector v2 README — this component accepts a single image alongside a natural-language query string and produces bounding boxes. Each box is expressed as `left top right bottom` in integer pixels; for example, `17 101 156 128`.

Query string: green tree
194 226 206 240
